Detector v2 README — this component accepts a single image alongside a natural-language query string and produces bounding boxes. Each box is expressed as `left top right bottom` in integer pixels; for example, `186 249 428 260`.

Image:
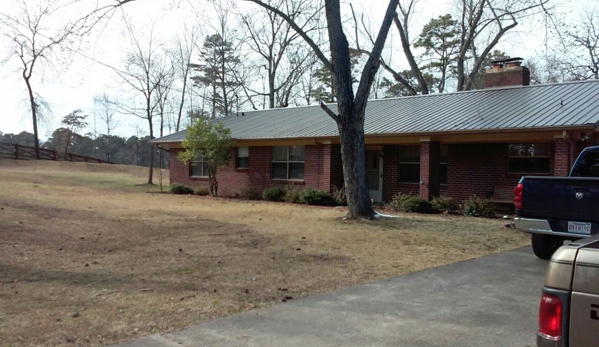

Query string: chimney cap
491 57 524 66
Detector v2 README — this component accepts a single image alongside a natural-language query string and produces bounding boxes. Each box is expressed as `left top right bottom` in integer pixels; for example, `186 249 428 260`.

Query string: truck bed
518 176 599 231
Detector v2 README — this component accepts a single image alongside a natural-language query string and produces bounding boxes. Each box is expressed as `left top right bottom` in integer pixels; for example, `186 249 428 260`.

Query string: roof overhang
154 124 596 148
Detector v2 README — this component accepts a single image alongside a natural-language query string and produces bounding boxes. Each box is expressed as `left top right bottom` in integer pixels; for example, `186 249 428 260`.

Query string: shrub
431 196 456 213
194 187 209 196
170 183 194 195
240 188 262 200
299 188 335 206
262 187 285 201
389 193 412 211
463 195 495 218
331 185 347 206
401 196 434 213
284 185 302 203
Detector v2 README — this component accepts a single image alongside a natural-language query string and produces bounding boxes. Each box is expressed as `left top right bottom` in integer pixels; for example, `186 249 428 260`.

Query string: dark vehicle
537 235 599 347
515 146 599 259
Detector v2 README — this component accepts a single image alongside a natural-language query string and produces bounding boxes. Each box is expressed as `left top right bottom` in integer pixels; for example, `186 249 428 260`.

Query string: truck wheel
531 234 563 260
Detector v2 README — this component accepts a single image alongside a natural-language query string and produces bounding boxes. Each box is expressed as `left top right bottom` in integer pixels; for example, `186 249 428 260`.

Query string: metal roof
152 79 599 144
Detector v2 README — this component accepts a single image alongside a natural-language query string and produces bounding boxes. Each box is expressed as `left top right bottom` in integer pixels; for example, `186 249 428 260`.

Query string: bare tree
93 93 120 161
112 20 168 184
240 0 323 108
560 10 599 80
453 0 551 91
170 24 202 131
0 0 136 159
155 59 175 138
94 93 119 136
246 0 399 219
354 0 553 94
350 0 425 95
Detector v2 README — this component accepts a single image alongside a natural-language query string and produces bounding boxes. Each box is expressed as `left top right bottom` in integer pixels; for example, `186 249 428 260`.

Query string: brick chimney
484 57 530 89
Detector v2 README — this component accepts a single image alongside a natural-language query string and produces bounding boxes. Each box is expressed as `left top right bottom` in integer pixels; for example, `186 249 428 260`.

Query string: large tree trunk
338 113 374 218
247 0 398 219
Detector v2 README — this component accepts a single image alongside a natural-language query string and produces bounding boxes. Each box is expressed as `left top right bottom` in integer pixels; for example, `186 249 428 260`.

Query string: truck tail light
538 293 562 342
513 183 523 209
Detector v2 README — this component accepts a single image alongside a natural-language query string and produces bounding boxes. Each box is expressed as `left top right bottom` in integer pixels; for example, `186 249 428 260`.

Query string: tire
531 234 564 260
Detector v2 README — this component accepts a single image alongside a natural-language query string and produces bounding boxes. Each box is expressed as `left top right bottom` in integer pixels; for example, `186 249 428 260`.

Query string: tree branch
320 102 339 124
354 0 401 112
244 0 332 72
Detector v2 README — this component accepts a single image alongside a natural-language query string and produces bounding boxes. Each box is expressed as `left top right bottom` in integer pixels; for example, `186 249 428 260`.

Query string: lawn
0 159 529 347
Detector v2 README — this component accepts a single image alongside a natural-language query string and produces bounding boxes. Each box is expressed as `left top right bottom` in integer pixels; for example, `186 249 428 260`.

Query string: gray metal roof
152 79 599 144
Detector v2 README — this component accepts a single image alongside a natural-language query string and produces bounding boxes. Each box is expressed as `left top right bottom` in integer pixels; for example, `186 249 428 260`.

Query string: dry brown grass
0 159 529 347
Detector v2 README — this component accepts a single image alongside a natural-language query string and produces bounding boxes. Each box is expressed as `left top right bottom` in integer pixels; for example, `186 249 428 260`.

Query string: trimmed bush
262 187 285 201
463 195 495 218
401 196 434 213
299 188 335 206
431 196 456 213
284 185 301 203
240 188 262 200
331 185 347 206
194 187 209 196
170 183 194 195
389 193 412 211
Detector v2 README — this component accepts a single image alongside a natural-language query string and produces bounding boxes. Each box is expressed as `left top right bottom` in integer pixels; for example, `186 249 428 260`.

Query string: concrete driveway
111 246 547 347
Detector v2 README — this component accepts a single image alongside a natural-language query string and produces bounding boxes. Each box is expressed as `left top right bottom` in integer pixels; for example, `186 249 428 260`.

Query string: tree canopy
177 118 235 196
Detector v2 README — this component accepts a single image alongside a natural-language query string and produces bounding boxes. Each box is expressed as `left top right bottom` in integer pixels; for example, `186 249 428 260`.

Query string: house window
440 144 448 185
190 155 209 177
399 145 420 183
508 143 550 174
236 146 249 169
272 146 305 180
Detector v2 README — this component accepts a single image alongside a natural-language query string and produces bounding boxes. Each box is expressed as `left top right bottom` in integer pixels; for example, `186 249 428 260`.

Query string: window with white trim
272 146 305 180
236 146 249 169
508 143 550 174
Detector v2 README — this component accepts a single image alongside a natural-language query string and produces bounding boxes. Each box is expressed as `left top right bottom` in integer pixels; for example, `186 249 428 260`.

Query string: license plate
568 221 592 235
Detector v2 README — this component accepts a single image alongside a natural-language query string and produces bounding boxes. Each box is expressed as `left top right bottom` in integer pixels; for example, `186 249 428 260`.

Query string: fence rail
0 143 111 164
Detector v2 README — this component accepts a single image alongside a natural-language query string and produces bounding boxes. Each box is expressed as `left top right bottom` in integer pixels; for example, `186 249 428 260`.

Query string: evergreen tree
191 34 241 118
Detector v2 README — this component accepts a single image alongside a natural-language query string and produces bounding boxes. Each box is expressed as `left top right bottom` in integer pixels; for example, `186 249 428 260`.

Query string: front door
366 151 383 202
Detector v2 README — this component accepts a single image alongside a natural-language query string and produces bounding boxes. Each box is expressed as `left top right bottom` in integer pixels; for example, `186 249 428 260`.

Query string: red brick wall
169 144 340 196
170 140 586 202
444 143 522 202
484 66 530 88
330 144 344 189
554 139 570 177
383 141 572 203
383 145 421 201
554 139 587 176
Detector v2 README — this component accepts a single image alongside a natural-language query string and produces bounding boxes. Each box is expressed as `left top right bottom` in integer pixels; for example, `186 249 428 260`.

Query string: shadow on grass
0 263 201 294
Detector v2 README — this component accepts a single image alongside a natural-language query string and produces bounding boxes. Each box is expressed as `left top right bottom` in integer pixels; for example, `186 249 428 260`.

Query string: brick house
153 59 599 203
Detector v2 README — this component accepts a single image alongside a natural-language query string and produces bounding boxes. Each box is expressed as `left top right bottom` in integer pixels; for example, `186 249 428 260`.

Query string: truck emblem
592 304 599 320
576 192 584 200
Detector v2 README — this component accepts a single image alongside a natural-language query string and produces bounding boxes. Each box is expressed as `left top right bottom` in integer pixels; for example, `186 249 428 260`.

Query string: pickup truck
514 146 599 259
536 235 599 347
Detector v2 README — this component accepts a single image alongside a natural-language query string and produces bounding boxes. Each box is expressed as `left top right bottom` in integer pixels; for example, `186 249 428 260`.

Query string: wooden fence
0 143 112 164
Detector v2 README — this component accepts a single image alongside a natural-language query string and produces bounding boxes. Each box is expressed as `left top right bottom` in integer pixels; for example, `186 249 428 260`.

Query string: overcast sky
0 0 592 141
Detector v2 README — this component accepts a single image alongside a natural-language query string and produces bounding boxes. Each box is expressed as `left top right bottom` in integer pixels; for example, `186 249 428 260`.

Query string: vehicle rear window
574 151 599 177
